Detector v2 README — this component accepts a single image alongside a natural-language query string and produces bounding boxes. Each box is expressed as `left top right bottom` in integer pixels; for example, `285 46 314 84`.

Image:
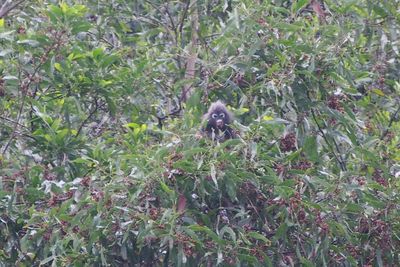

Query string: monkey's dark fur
202 101 236 142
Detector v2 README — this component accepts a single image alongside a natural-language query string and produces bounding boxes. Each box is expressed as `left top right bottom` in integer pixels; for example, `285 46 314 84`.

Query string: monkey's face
203 101 235 141
210 112 227 130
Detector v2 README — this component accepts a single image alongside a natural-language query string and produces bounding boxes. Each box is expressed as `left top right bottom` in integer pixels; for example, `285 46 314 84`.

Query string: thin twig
86 31 115 48
0 115 29 129
311 108 347 171
155 99 182 129
381 103 400 140
164 4 176 35
303 74 347 171
179 0 190 45
181 0 199 102
75 98 101 137
139 1 175 38
0 0 26 18
2 90 27 155
175 0 190 70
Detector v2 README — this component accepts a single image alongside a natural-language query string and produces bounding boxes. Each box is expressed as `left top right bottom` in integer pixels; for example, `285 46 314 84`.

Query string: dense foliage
1 0 400 266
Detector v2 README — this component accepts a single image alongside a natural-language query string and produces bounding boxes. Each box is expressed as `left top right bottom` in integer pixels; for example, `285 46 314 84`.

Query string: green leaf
100 80 113 86
237 254 258 264
92 47 104 59
104 96 116 116
40 256 55 265
160 181 175 196
54 62 63 72
303 135 318 162
300 257 316 267
17 39 40 47
219 226 236 243
344 203 363 213
293 0 309 13
371 88 385 96
247 231 271 245
2 75 18 80
362 192 385 209
71 22 91 34
188 225 225 245
275 186 295 199
262 115 273 121
372 5 388 18
60 2 69 13
124 123 140 129
273 222 288 241
210 163 218 189
173 160 196 172
182 147 207 157
49 5 63 17
0 30 14 40
101 55 120 68
260 175 280 185
224 175 237 201
0 49 12 57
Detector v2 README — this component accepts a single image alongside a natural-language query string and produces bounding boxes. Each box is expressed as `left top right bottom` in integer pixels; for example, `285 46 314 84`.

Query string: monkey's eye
219 113 225 118
211 114 218 119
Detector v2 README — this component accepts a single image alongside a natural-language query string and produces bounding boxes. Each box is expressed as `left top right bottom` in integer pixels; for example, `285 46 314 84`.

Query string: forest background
0 0 400 266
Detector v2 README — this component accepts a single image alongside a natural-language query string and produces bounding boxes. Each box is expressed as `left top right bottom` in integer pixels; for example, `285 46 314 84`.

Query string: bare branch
0 115 29 129
381 103 400 140
310 0 326 23
0 0 26 19
75 98 103 137
181 0 199 102
155 99 182 129
311 108 347 172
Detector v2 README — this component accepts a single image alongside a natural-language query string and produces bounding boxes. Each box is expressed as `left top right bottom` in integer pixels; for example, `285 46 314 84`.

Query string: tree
0 0 399 266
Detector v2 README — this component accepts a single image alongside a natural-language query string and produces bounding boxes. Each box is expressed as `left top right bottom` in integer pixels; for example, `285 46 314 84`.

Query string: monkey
201 101 236 142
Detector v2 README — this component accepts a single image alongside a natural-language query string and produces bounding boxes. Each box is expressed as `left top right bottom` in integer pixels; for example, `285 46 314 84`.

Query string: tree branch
155 99 182 129
0 0 26 18
381 103 400 140
1 31 64 155
181 0 199 102
75 98 103 137
311 108 347 172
